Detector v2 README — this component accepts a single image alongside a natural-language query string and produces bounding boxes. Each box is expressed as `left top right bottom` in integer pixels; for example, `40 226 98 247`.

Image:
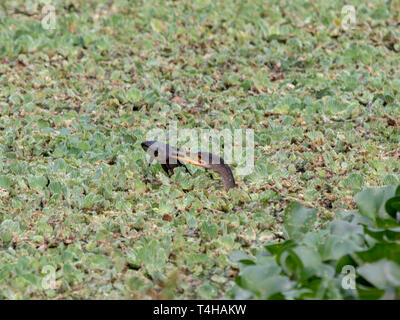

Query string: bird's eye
154 150 159 157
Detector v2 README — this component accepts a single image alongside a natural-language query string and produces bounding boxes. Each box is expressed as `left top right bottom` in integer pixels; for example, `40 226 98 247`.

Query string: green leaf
344 173 364 191
28 176 48 190
48 181 64 195
283 202 317 241
230 251 252 263
77 141 91 151
280 249 304 277
127 276 145 290
320 235 363 261
53 158 67 171
0 175 12 190
357 286 385 300
358 260 400 289
126 88 142 103
198 282 218 299
330 219 363 238
238 262 292 299
354 186 396 221
200 222 219 239
364 226 400 242
292 246 323 279
89 254 111 269
356 243 400 264
264 239 297 256
385 196 400 220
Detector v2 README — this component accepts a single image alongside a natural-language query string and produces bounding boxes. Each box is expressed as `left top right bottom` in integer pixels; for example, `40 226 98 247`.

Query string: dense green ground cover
0 0 399 299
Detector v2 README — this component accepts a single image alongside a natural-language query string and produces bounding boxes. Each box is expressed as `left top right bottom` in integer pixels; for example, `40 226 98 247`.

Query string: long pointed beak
169 152 206 168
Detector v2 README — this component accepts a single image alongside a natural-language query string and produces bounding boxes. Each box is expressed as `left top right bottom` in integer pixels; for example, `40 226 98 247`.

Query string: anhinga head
140 140 154 152
141 140 186 165
141 140 165 157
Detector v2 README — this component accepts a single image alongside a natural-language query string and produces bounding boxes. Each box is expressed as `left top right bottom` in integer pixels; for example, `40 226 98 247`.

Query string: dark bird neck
215 164 236 191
